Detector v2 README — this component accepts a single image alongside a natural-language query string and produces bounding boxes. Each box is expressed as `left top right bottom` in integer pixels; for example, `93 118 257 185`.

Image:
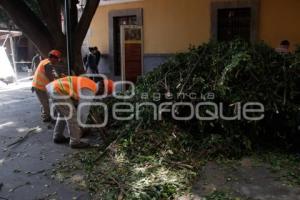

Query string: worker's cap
49 50 62 58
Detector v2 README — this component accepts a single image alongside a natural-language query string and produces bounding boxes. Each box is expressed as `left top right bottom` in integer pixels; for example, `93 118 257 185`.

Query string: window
211 0 259 42
217 8 251 42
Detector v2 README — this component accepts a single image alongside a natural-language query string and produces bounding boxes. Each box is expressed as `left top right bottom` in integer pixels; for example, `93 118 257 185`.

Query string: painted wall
259 0 300 50
89 0 211 54
88 0 300 54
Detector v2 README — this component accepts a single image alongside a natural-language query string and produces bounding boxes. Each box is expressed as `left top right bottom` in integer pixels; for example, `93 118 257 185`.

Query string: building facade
86 0 300 80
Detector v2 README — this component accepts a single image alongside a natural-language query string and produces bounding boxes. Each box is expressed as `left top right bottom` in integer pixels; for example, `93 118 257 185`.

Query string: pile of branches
82 40 300 198
96 39 300 157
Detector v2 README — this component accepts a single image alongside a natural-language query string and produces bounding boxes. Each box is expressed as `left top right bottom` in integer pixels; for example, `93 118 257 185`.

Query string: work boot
70 142 90 149
80 128 91 137
42 117 51 123
53 137 70 144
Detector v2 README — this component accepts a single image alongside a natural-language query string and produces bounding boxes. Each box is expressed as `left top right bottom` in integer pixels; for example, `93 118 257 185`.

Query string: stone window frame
108 8 143 77
211 0 260 42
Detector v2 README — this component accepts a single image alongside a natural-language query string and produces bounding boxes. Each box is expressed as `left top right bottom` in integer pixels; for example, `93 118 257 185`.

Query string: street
0 80 89 200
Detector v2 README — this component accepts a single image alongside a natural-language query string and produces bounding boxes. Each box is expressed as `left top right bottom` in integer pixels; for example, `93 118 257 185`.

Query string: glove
60 73 66 78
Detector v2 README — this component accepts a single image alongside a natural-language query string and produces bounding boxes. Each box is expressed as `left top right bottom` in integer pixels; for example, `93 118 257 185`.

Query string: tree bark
37 0 65 49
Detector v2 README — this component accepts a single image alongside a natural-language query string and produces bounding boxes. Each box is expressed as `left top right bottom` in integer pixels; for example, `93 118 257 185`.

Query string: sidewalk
0 81 89 200
0 72 32 90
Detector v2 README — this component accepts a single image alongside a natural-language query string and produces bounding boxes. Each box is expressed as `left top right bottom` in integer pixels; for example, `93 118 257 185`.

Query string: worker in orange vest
32 50 66 122
46 76 114 148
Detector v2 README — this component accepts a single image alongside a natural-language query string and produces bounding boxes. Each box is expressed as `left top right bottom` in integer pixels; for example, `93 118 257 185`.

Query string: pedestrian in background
31 53 42 76
84 47 101 75
93 47 101 69
276 40 291 54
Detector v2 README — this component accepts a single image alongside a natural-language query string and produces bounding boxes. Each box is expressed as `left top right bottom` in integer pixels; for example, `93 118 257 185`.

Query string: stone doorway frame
108 8 143 77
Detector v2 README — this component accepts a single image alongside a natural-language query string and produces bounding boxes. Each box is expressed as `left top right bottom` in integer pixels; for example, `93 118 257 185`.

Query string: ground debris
27 169 46 176
8 181 31 193
37 192 57 200
6 126 41 148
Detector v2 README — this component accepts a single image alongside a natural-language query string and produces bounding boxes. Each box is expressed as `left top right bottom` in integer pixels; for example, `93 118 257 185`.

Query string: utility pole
64 0 73 76
9 35 18 82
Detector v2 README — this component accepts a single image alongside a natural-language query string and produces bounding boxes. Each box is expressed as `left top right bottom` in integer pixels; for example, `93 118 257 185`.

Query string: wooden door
120 25 143 90
113 16 137 76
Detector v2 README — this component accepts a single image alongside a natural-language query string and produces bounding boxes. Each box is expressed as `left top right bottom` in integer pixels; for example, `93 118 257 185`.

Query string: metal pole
9 36 18 82
64 0 73 75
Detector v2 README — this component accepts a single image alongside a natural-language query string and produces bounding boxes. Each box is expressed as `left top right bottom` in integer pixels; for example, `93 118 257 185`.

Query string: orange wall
89 1 145 54
259 0 300 50
89 0 300 54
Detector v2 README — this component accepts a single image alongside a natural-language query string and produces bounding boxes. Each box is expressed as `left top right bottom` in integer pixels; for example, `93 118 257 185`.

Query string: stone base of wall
96 53 172 81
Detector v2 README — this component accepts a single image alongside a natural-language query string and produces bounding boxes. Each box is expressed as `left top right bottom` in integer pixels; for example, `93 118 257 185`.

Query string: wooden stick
89 112 108 140
93 130 128 162
6 127 40 148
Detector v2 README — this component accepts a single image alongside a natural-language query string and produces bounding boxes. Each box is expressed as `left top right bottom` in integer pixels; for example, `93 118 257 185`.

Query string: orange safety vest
51 76 98 100
32 59 51 91
104 79 114 95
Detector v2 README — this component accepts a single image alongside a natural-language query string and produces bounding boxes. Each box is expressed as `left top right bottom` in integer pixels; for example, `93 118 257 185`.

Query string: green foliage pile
76 40 300 198
92 40 300 160
123 39 300 156
93 40 300 158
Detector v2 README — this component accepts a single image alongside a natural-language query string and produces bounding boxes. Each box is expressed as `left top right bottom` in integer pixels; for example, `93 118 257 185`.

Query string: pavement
0 79 90 200
190 160 300 200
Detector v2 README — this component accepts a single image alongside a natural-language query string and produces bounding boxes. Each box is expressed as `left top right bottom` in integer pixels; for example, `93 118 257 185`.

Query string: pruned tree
0 0 100 74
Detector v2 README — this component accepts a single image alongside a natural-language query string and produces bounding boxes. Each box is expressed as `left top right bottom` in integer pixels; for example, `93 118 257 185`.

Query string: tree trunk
74 46 85 75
